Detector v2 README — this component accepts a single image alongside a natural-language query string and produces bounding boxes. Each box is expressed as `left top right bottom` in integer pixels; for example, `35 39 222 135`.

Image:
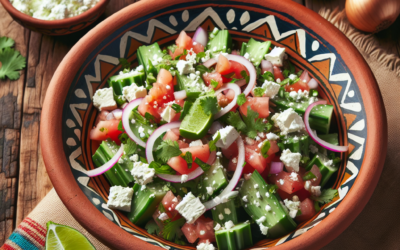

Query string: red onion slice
203 136 245 210
203 54 256 96
86 144 124 177
174 90 187 100
300 70 311 84
157 151 217 183
193 27 208 47
261 60 273 74
308 78 318 89
305 101 349 152
122 98 146 148
270 161 284 174
146 121 182 164
208 121 223 134
214 83 241 119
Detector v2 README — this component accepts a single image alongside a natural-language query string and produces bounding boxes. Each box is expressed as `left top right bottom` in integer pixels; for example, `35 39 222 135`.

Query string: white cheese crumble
311 186 322 197
304 180 312 191
158 212 169 221
283 199 300 218
197 242 215 250
213 126 240 149
261 80 280 98
93 87 117 111
130 162 155 185
309 144 319 154
214 223 222 231
266 132 279 141
264 47 286 67
218 213 224 220
177 60 195 75
181 174 189 183
272 108 305 135
259 224 269 235
122 84 147 102
289 172 299 181
129 154 139 162
225 220 234 230
224 208 231 215
265 205 271 211
10 0 100 20
206 187 213 195
256 216 266 224
107 186 134 212
280 149 302 172
189 140 203 147
242 195 248 202
175 192 206 224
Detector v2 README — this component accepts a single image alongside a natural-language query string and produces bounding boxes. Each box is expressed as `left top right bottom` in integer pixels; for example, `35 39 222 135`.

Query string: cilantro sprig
0 36 26 80
226 107 266 139
312 189 338 204
200 96 219 116
149 161 176 175
155 139 182 163
236 93 247 106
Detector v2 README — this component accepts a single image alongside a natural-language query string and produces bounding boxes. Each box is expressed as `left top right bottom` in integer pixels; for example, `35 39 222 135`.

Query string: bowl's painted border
41 0 387 249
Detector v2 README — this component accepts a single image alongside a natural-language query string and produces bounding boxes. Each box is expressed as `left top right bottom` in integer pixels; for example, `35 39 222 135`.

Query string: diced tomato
167 145 210 174
161 191 181 219
229 61 249 79
239 97 270 118
268 140 280 155
285 70 310 92
181 223 198 243
244 144 268 173
273 66 285 82
176 31 193 50
192 42 205 54
178 140 189 149
163 130 179 141
90 120 122 143
157 68 173 86
203 72 223 89
171 46 186 60
296 198 316 223
138 97 160 122
221 141 238 159
215 54 231 75
195 216 215 242
272 171 304 194
277 188 311 202
305 165 322 186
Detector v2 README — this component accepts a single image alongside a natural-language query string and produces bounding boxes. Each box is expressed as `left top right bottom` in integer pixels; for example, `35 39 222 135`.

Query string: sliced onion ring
146 121 182 164
214 83 241 120
203 54 256 96
122 98 146 147
203 136 245 210
86 144 124 177
305 101 349 152
174 90 187 100
157 151 217 183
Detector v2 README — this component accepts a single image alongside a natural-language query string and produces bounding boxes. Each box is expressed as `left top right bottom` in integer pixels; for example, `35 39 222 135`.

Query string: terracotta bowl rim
0 0 109 27
40 0 388 249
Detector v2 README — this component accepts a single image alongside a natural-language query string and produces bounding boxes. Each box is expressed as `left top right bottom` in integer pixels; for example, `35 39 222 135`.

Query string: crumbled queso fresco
10 0 100 20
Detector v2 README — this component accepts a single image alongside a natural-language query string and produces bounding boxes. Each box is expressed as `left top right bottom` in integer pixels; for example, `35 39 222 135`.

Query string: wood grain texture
0 3 29 244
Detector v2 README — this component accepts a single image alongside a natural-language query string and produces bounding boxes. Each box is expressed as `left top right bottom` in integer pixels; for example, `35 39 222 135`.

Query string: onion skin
346 0 400 33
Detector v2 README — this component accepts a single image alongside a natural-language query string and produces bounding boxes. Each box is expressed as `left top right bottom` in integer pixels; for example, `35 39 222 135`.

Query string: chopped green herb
155 139 182 163
171 103 183 113
162 218 186 241
236 93 247 106
200 96 219 116
210 79 219 89
253 87 265 97
195 65 211 75
119 133 129 144
145 219 161 235
0 47 26 80
261 71 275 82
149 161 177 175
241 106 267 138
124 138 137 156
0 36 15 50
226 111 246 132
302 172 316 181
208 132 220 152
282 69 290 78
240 70 250 83
312 189 338 204
118 120 125 132
181 151 193 169
174 49 188 60
194 158 212 172
99 127 107 133
260 140 271 158
196 52 206 62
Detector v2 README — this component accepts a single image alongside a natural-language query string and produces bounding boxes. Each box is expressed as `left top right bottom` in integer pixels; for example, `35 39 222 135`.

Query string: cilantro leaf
253 87 265 97
282 69 290 78
145 219 161 235
241 106 266 138
195 65 211 76
312 189 338 204
196 52 206 62
194 158 211 172
261 71 275 81
162 218 186 241
0 47 26 80
0 37 15 50
171 103 183 113
210 79 219 89
119 58 130 71
260 140 270 158
155 139 182 163
181 151 193 169
209 132 220 152
240 70 250 83
302 171 316 181
118 120 125 132
236 93 247 106
149 161 176 175
119 133 129 144
200 96 219 116
124 138 137 156
226 111 246 132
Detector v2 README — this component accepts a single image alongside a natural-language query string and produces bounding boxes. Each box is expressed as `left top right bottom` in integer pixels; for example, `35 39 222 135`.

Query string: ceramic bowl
40 0 387 249
0 0 109 35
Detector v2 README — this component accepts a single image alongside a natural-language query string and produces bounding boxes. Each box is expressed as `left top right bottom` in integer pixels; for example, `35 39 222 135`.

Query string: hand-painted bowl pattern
41 1 386 249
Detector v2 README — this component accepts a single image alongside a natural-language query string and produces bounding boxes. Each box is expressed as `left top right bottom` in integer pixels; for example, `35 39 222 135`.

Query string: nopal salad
86 27 348 250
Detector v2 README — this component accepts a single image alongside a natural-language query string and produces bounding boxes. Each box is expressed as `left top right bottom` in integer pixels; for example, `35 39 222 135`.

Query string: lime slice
45 221 96 250
180 96 213 140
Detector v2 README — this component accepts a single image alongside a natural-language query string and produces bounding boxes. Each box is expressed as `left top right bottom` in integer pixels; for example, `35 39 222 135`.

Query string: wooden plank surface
0 0 398 245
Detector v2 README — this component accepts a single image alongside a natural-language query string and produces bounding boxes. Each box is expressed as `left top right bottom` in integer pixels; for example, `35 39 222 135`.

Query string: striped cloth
0 218 46 250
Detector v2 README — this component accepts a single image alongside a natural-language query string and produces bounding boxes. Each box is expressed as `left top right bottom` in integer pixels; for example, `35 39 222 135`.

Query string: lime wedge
45 221 96 250
180 96 213 140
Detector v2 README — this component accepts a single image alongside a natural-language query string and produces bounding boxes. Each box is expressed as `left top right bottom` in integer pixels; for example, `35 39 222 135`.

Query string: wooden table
0 0 399 245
